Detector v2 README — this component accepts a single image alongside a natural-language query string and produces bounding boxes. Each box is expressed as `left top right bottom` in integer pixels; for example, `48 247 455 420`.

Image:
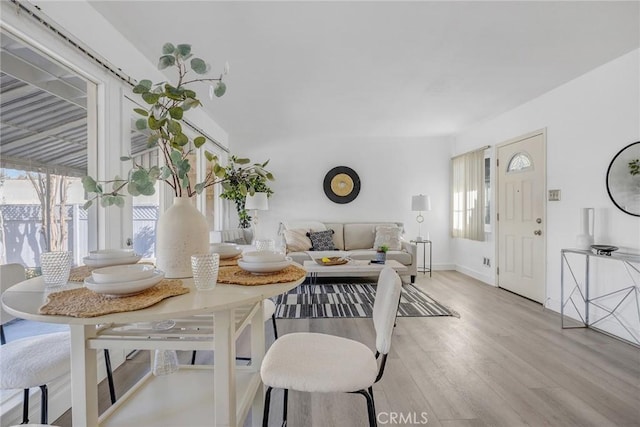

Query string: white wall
233 135 455 269
453 49 640 341
30 0 229 149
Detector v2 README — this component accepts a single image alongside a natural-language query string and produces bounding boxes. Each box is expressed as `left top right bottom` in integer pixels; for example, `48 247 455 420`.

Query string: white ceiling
89 1 639 142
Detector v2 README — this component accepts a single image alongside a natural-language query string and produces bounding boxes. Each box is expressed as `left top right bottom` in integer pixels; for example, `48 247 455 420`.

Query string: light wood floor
56 271 640 426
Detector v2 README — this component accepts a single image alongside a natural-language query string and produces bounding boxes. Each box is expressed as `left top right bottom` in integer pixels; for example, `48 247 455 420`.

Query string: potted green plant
375 244 389 263
629 158 639 176
220 156 274 229
81 42 274 277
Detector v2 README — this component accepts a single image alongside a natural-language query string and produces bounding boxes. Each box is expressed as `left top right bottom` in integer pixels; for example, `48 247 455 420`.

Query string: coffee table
303 259 408 283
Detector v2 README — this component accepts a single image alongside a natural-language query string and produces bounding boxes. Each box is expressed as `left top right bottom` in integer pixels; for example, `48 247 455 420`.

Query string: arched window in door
507 152 533 173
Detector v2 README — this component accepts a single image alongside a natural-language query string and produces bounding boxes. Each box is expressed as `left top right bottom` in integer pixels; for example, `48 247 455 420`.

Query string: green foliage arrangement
629 159 640 176
377 244 389 253
82 42 273 209
220 156 274 228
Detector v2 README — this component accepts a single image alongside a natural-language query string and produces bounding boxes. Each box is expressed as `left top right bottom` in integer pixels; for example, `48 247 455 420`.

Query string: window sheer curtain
451 149 485 241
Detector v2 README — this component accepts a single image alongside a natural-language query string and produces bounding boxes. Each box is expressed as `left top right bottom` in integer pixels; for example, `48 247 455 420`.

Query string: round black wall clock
323 166 361 204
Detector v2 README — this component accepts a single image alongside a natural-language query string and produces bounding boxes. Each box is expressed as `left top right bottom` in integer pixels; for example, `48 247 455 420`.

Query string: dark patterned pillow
307 230 336 251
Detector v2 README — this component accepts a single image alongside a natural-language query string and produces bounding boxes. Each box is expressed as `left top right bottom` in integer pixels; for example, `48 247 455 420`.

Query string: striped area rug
273 282 459 319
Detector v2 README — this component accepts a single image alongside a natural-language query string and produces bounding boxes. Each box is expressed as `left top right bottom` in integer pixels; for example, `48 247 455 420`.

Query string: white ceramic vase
575 207 594 250
156 196 209 278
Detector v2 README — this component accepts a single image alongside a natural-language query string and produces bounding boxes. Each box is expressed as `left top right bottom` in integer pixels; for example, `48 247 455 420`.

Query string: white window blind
451 149 486 241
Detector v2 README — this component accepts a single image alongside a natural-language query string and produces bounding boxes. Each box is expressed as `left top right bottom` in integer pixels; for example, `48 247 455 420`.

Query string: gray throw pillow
307 230 336 251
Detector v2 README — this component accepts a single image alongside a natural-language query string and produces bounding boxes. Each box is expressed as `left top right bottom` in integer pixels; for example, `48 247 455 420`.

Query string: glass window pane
131 148 160 259
1 32 89 269
507 152 533 172
205 162 216 231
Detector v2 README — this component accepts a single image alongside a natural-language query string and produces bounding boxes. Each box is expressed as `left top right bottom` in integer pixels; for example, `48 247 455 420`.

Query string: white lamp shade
245 192 269 210
411 194 431 211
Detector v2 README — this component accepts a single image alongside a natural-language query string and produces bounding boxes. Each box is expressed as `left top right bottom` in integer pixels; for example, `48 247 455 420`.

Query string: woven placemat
219 255 241 267
217 265 306 286
39 279 188 318
69 265 96 282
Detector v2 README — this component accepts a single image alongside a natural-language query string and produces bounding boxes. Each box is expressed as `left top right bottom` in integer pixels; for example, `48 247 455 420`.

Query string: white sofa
282 221 417 283
210 229 253 245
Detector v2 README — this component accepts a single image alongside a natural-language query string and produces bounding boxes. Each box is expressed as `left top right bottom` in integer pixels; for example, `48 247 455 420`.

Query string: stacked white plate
238 251 290 274
84 264 164 297
82 249 142 268
210 243 243 259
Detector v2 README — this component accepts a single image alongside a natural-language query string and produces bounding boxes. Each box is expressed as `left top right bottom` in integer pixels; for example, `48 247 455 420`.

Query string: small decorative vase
375 251 387 263
575 207 595 250
156 196 209 278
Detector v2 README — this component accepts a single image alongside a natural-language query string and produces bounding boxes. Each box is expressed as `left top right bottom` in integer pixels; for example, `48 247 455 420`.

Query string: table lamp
245 192 269 244
411 194 431 241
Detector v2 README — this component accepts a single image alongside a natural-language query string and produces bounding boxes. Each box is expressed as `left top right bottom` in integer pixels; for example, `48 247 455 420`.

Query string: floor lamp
245 192 269 246
411 194 431 241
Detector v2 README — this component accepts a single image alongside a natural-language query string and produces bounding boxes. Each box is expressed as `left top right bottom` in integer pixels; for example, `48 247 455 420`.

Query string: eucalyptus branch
82 42 254 209
181 77 224 86
158 140 178 192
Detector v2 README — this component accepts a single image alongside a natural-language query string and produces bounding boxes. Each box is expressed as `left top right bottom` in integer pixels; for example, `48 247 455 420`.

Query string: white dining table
1 275 304 427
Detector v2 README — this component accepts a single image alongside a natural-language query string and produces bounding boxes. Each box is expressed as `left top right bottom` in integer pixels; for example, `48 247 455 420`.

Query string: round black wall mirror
606 141 640 217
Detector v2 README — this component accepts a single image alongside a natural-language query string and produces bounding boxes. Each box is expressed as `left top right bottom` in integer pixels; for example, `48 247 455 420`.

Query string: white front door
497 131 546 303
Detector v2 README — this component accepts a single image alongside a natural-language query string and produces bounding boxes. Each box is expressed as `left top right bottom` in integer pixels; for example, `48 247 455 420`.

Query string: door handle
534 230 542 236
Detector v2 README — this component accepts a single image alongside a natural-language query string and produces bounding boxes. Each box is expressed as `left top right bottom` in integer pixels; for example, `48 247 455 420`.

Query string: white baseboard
455 264 496 286
433 263 455 271
544 298 561 313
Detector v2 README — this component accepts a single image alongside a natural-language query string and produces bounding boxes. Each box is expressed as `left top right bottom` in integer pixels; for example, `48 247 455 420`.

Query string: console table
410 240 432 277
560 248 640 346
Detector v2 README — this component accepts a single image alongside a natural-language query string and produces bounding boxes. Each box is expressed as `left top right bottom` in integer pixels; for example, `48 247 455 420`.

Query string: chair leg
352 389 377 427
283 388 288 426
191 350 197 365
39 384 48 424
104 349 117 404
271 314 279 339
368 386 377 418
263 386 273 427
22 388 29 423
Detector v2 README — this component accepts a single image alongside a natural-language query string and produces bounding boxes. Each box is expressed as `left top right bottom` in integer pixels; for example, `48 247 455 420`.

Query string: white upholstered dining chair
0 263 117 424
260 267 402 427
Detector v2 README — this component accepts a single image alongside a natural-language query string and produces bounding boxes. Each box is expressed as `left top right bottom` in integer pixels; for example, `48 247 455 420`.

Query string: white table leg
251 301 265 427
214 308 236 427
70 324 98 427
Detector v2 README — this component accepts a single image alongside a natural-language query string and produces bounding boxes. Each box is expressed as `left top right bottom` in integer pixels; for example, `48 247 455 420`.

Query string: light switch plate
549 189 561 201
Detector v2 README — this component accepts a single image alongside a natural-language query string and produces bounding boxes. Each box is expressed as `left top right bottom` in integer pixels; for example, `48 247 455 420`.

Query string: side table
411 240 432 277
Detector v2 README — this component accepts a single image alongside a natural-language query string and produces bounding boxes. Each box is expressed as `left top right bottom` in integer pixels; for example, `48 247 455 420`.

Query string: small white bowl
209 243 243 259
88 249 135 260
238 259 290 274
84 270 164 297
82 255 142 268
242 251 286 263
91 264 156 284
